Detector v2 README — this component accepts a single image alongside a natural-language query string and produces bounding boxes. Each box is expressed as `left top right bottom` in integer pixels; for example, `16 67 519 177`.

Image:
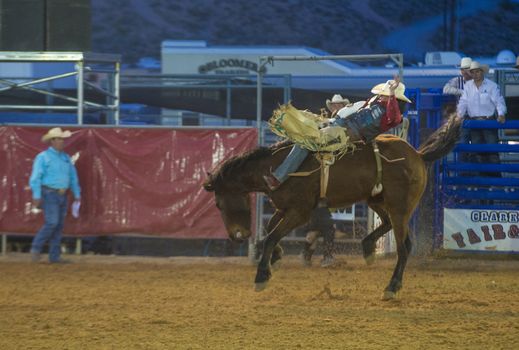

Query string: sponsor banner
443 208 519 252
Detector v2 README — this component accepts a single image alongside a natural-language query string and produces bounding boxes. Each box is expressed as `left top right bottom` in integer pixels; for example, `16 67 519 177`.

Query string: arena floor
0 253 517 350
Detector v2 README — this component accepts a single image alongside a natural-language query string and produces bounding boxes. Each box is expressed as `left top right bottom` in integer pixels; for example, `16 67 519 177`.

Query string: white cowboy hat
459 57 472 69
326 94 350 110
41 127 72 142
371 80 412 103
469 61 484 71
336 101 365 118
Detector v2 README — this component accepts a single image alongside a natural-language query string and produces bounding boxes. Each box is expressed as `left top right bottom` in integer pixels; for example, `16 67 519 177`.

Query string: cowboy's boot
320 209 337 268
263 174 281 191
300 242 314 267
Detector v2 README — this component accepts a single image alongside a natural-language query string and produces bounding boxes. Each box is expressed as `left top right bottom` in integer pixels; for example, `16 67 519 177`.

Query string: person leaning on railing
456 61 507 178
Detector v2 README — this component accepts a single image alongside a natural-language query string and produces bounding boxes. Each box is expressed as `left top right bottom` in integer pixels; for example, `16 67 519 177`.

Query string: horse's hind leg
383 218 411 300
362 200 392 265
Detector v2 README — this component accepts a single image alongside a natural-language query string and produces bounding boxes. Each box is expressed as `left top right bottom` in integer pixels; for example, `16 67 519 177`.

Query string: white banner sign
443 208 519 252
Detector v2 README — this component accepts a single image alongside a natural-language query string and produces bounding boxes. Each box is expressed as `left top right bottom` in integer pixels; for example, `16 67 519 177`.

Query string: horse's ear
203 181 214 192
203 172 215 192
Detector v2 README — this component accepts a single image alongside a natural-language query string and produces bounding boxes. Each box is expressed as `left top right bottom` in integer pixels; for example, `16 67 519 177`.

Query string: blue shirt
29 147 81 200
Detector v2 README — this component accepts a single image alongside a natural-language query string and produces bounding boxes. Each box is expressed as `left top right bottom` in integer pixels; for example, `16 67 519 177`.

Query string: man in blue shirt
29 127 81 263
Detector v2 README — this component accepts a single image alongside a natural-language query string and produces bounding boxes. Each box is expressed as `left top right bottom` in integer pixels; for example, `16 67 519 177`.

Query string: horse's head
203 173 252 242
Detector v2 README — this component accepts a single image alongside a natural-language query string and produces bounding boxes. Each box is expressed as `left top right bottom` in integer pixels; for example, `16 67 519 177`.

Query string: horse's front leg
255 209 306 291
254 239 283 267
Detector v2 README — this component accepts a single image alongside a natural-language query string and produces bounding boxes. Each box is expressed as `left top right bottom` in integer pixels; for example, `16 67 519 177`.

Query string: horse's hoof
364 254 376 266
255 282 268 292
382 291 397 300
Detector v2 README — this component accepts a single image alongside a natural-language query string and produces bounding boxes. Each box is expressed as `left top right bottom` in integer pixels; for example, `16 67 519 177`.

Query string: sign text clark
443 209 519 252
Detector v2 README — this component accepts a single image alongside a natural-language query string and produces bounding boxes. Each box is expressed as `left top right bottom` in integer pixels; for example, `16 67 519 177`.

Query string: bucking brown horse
203 115 461 299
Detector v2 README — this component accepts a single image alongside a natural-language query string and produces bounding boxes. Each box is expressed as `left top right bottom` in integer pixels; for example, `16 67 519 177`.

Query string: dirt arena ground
0 253 517 350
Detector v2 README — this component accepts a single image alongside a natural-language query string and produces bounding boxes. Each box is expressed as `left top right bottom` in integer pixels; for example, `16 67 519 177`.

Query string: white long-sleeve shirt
457 78 507 118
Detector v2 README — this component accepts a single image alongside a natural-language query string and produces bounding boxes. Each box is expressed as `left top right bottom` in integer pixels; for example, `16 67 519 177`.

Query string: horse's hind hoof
382 291 397 300
255 282 268 292
364 254 376 266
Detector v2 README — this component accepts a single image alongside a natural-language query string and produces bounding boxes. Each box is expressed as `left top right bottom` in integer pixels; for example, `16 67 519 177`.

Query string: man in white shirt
457 61 507 178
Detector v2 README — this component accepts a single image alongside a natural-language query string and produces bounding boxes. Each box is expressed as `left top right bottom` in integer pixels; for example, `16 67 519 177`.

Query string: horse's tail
418 113 462 162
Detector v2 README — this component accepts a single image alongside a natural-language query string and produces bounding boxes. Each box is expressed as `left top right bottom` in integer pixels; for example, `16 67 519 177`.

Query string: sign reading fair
443 208 519 252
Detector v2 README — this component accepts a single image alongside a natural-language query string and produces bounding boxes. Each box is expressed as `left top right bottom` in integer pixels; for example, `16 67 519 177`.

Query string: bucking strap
317 153 335 198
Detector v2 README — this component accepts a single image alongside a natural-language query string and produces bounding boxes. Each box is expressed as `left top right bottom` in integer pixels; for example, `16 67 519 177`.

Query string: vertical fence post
75 238 82 255
1 234 6 255
76 60 84 125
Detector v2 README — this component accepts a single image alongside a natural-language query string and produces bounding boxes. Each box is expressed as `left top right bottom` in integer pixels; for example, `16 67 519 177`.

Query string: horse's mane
205 139 292 189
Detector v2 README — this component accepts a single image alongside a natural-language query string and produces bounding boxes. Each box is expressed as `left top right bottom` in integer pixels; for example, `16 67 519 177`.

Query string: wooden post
1 234 6 255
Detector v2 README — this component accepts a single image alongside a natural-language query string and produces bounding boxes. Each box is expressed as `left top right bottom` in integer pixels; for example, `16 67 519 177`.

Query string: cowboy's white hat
469 61 484 71
459 57 472 69
41 127 72 142
337 101 365 118
371 80 412 103
326 94 350 110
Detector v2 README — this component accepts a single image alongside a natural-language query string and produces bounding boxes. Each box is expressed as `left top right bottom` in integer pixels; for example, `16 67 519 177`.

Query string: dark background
91 0 519 64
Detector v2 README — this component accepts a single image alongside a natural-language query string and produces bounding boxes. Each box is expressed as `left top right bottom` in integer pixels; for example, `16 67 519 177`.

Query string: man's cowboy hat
326 94 350 110
41 127 72 142
469 61 484 71
371 80 412 103
458 57 472 69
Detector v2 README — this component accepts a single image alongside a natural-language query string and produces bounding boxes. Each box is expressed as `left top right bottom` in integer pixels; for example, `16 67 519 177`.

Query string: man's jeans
470 128 501 178
470 129 501 177
30 188 68 262
458 126 474 176
272 145 309 183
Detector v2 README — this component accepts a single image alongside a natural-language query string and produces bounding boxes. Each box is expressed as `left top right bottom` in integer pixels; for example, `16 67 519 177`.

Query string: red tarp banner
0 126 258 238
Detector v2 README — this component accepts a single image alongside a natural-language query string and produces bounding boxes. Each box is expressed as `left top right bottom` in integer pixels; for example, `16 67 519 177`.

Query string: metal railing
0 52 120 124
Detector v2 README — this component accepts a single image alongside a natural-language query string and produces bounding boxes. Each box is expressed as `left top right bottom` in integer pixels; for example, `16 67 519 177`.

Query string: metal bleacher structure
1 51 518 256
0 52 120 125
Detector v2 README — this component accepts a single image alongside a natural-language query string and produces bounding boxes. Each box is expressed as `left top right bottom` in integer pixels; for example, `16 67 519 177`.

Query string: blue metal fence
405 89 519 251
408 96 519 251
